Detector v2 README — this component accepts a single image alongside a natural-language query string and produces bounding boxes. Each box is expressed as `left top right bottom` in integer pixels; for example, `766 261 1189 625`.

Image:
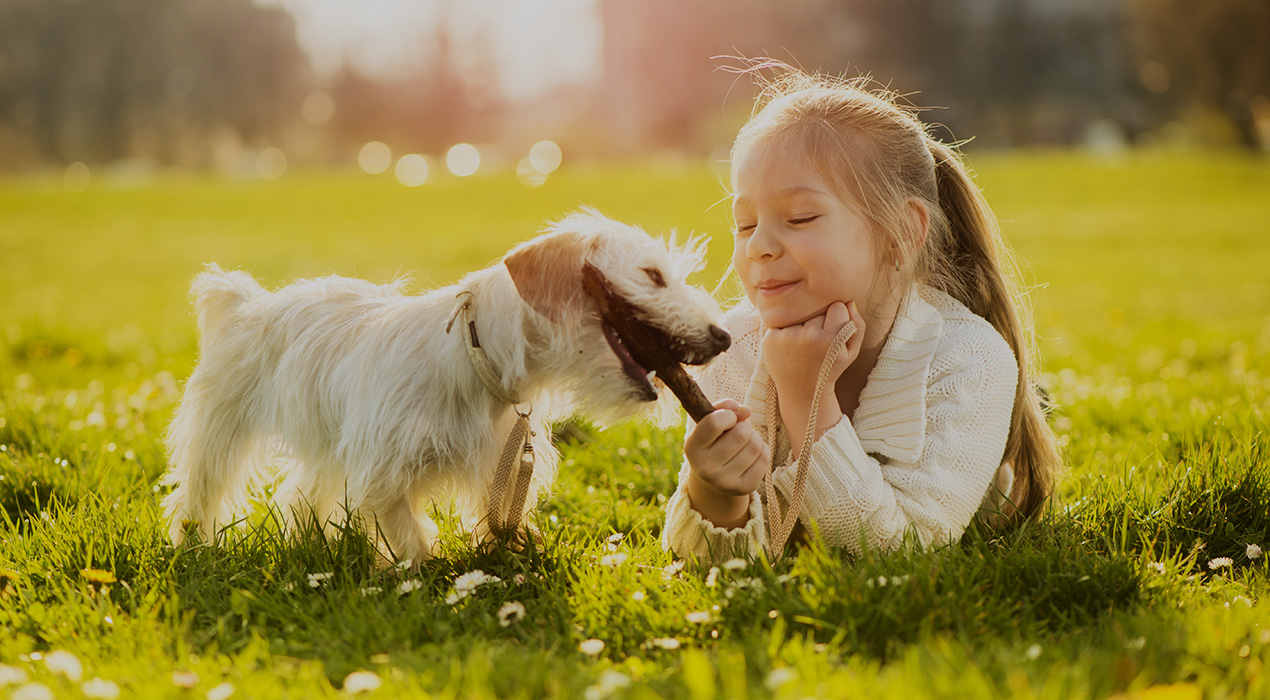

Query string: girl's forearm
781 392 844 460
686 474 753 529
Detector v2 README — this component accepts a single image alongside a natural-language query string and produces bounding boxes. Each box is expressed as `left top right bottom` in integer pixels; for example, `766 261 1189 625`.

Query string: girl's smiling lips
755 278 799 296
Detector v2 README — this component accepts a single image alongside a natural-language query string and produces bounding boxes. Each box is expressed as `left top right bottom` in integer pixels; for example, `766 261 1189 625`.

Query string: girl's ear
900 197 931 264
503 230 594 323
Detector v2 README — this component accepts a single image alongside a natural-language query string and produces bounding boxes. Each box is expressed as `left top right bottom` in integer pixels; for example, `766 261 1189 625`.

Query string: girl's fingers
825 301 852 333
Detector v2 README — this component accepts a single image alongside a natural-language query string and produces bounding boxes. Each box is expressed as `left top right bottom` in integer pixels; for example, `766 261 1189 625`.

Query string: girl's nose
746 221 781 261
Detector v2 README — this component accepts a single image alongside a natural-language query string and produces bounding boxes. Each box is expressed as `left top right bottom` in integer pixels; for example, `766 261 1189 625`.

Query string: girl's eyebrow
733 185 829 206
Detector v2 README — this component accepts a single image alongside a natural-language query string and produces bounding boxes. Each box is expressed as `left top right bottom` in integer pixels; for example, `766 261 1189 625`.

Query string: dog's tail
191 264 264 343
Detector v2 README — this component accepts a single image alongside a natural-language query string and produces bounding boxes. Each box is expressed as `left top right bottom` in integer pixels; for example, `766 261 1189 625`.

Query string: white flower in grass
0 664 29 686
207 681 236 700
722 558 747 572
1148 561 1166 575
652 637 680 650
685 611 711 624
584 670 630 700
1248 544 1262 560
445 592 461 605
662 560 685 581
360 586 382 596
600 552 628 568
82 678 121 699
1025 644 1042 660
12 683 54 700
283 582 296 592
171 670 199 688
704 567 719 588
766 667 798 690
497 601 526 627
1208 557 1233 570
44 650 82 681
605 533 624 552
631 590 646 602
342 670 382 693
396 559 414 571
578 639 606 656
454 570 500 595
513 574 526 586
396 580 423 595
307 572 333 588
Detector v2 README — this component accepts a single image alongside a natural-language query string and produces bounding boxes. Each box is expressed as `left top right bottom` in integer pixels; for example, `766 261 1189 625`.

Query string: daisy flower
599 552 628 568
685 611 711 624
307 572 333 588
578 639 606 656
497 601 526 627
722 558 747 572
81 678 121 699
1247 544 1262 560
1208 557 1233 570
206 681 236 700
342 671 382 693
171 670 199 688
44 650 83 682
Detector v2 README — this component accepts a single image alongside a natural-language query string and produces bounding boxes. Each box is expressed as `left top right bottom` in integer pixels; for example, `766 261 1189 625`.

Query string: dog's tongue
600 320 658 402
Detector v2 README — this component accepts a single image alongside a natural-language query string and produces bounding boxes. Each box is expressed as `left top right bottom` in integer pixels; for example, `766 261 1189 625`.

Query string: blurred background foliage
0 0 1266 175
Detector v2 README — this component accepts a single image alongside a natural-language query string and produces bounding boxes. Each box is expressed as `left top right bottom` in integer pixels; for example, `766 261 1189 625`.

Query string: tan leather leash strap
763 321 857 558
446 290 534 540
487 408 534 539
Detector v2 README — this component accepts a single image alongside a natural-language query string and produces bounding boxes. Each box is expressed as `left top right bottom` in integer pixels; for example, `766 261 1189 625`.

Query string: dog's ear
504 230 593 323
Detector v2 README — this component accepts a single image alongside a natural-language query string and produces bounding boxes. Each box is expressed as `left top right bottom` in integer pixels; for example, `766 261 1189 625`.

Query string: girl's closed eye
789 215 821 225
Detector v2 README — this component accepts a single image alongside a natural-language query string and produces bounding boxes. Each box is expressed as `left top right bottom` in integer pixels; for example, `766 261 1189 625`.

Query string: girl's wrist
686 475 753 529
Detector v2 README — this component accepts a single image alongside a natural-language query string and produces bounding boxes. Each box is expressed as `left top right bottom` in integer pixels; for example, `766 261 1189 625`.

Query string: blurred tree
1128 0 1270 149
324 15 502 157
0 0 307 166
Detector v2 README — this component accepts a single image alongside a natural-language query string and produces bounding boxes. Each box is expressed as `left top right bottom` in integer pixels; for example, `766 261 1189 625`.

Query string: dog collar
446 291 524 405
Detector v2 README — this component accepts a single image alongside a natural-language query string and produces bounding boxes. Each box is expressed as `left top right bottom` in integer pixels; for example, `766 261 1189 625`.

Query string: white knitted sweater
662 284 1018 561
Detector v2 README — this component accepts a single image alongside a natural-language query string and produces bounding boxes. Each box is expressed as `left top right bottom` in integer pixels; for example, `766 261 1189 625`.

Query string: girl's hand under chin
762 301 866 455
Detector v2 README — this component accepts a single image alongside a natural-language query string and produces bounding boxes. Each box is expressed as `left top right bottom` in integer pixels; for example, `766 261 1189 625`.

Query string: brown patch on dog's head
504 229 594 323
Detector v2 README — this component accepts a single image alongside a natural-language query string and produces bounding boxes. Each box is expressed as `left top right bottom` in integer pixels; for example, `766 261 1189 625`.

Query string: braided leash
446 291 535 541
763 321 857 558
487 408 534 539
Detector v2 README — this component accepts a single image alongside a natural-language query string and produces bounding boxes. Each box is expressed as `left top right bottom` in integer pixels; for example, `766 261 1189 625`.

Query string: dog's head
504 208 729 421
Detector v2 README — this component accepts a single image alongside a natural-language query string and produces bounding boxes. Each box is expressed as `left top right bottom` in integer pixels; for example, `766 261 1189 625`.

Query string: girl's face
731 139 885 331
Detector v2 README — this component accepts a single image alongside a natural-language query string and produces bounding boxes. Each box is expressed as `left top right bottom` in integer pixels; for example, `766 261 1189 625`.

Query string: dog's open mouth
600 319 661 402
582 262 730 416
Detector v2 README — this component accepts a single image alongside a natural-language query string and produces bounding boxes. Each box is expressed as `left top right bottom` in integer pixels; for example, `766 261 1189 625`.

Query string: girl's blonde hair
731 62 1059 523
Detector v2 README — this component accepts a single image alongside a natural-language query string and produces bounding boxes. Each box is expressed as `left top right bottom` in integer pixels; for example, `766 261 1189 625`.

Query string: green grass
1 153 1269 698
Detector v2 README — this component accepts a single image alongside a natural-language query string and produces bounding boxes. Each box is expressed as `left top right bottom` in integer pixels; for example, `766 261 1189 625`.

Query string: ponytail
926 140 1059 523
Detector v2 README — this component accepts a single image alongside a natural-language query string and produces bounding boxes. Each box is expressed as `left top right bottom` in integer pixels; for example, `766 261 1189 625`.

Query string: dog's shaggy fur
161 210 728 562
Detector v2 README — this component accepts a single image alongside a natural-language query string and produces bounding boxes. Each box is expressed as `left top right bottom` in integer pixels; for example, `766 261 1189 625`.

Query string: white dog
161 209 729 563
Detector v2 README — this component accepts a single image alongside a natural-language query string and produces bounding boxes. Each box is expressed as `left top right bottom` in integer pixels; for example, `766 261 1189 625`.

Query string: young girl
662 65 1061 561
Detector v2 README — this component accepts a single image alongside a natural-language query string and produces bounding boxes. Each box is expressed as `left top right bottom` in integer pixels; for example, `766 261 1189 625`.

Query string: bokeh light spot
516 157 548 188
528 140 562 173
255 147 287 180
358 142 392 174
395 154 429 187
446 143 480 177
64 162 90 193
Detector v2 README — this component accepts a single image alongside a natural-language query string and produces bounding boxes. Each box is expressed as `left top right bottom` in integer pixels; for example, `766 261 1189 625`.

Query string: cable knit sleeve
770 292 1018 554
662 305 767 560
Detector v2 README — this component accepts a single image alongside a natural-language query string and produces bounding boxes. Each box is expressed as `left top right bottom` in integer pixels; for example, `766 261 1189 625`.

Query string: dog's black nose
708 324 731 354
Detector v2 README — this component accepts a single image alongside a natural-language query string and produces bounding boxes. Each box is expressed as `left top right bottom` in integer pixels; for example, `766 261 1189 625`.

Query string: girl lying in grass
663 63 1061 561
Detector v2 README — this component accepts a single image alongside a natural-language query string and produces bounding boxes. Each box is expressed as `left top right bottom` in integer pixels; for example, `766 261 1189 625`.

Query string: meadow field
1 152 1268 699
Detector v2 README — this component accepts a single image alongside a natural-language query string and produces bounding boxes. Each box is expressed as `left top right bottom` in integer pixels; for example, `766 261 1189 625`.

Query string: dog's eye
643 267 667 288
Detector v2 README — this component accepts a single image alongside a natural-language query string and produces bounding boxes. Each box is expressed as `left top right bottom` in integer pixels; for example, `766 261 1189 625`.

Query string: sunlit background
0 0 1267 186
